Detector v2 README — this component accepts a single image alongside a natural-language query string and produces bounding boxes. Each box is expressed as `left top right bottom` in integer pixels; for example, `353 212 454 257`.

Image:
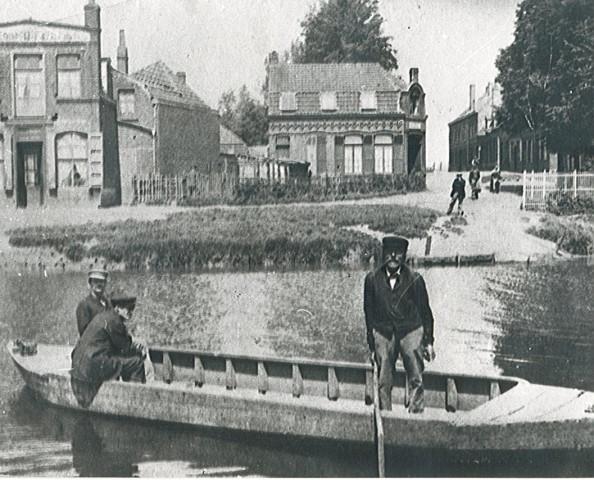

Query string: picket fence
522 170 594 210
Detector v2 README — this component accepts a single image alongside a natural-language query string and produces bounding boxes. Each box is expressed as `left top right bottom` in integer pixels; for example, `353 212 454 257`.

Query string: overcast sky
2 0 520 167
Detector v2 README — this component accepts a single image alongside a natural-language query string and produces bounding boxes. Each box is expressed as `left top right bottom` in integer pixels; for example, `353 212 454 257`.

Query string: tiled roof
131 61 208 108
220 125 245 145
269 63 406 93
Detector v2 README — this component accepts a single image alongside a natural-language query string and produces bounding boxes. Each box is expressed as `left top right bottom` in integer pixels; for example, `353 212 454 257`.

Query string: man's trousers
373 326 425 413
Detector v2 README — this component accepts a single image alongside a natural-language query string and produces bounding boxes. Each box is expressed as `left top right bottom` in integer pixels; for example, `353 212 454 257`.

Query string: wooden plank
194 355 204 387
225 359 236 390
162 352 173 384
446 377 458 412
373 358 385 477
257 361 268 394
365 370 374 405
292 364 303 398
490 381 501 399
327 367 339 401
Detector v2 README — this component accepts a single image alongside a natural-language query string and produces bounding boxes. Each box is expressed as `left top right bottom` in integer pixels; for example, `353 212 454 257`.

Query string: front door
407 135 422 173
16 142 43 208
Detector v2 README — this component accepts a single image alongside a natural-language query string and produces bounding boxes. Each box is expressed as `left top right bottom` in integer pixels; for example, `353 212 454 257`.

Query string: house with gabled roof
111 34 219 203
267 54 427 177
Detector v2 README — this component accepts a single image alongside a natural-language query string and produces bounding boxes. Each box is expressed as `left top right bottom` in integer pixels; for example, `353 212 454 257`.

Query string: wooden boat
9 341 594 452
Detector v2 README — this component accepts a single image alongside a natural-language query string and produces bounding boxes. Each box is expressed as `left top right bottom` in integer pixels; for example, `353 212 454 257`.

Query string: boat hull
10 343 594 450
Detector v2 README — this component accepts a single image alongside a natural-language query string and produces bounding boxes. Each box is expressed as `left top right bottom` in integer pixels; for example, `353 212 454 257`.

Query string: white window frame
344 135 363 174
360 91 377 111
57 54 81 98
374 135 393 174
279 92 296 111
320 91 337 111
14 53 45 117
57 132 88 187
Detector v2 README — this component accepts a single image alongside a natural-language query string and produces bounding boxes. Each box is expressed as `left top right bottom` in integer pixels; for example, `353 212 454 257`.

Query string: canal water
1 259 592 476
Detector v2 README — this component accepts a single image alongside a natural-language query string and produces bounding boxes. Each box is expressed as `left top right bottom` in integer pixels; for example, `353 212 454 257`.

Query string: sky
1 0 520 168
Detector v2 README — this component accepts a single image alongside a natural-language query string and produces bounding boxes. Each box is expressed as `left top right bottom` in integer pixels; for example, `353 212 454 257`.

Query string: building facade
0 1 121 208
449 82 557 173
111 39 220 204
267 57 427 177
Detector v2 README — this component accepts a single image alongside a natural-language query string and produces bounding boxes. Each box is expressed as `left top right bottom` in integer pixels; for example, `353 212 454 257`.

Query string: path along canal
0 259 592 476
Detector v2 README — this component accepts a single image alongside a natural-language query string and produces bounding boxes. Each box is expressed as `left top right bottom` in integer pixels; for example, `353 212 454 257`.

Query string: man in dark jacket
364 236 435 412
71 292 145 407
469 166 481 200
76 267 112 336
446 173 466 215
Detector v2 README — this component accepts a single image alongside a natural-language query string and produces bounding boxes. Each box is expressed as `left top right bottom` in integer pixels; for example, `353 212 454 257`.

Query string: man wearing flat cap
364 236 435 412
446 173 466 215
71 290 146 407
76 267 112 336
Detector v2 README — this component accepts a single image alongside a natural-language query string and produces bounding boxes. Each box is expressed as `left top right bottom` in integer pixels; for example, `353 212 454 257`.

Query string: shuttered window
279 92 296 111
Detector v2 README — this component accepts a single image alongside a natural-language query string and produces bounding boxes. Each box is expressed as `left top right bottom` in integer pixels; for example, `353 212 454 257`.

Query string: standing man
71 291 146 407
76 267 111 336
364 236 435 413
469 164 481 200
446 173 466 215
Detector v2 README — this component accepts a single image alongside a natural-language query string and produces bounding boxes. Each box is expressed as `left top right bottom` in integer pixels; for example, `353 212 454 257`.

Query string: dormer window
320 91 337 111
360 91 377 111
279 92 297 111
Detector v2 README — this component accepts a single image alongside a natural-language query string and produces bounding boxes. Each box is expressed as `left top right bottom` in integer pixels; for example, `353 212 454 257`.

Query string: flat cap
382 236 409 256
88 267 108 281
110 291 137 310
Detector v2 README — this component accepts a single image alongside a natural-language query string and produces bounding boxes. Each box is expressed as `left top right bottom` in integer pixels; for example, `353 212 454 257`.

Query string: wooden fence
522 170 594 210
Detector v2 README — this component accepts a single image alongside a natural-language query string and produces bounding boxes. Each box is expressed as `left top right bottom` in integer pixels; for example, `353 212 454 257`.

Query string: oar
372 354 385 478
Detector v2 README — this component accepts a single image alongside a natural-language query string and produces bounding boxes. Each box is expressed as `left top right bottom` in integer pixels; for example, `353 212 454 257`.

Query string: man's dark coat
76 293 111 336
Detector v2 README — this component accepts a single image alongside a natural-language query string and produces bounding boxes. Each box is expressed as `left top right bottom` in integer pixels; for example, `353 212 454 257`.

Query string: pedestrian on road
446 173 466 215
71 291 146 407
76 267 112 336
490 166 501 194
364 236 436 413
469 165 481 200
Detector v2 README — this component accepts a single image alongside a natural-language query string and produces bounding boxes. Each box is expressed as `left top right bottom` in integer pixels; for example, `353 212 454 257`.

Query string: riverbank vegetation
8 203 438 271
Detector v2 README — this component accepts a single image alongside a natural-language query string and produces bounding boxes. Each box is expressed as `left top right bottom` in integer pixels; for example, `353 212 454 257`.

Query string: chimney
409 67 419 84
117 30 128 74
268 51 279 65
84 0 100 30
176 71 186 84
469 84 476 111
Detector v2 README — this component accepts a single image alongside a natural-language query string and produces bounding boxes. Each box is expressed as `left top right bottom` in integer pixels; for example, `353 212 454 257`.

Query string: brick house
111 34 220 204
0 0 120 208
267 56 427 177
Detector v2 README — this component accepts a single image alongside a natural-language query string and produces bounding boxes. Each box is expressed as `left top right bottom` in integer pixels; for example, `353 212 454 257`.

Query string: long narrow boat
9 341 594 451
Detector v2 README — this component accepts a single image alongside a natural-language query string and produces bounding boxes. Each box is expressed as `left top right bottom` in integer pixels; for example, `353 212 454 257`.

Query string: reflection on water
1 259 593 476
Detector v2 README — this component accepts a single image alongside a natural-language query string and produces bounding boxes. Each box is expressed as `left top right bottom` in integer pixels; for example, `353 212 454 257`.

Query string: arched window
57 132 88 187
374 135 393 174
344 135 362 174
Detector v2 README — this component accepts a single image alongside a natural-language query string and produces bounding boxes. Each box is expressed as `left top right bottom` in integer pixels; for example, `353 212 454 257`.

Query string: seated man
76 267 112 336
71 291 146 407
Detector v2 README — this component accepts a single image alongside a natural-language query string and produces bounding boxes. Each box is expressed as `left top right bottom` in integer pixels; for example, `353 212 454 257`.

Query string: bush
528 215 594 255
545 191 594 216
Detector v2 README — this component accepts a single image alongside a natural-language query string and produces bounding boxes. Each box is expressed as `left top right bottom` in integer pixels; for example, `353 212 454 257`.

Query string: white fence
522 170 594 210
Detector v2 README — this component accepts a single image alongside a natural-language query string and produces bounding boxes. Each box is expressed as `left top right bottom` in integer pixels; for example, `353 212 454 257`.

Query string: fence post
522 170 527 208
542 169 547 200
530 170 535 199
573 170 577 198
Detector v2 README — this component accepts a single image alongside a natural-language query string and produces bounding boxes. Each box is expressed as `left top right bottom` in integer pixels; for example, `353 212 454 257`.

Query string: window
0 136 4 188
57 132 88 187
320 91 337 111
275 135 290 159
14 54 45 117
360 91 377 111
57 55 81 98
25 153 39 186
279 92 296 111
344 135 362 174
374 135 393 174
118 90 135 118
410 89 421 115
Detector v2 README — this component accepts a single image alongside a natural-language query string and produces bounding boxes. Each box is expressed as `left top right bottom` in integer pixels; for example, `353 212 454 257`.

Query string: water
1 259 593 476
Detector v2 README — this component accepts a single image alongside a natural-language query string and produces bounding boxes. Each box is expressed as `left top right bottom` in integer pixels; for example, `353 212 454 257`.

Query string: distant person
469 165 481 200
364 236 436 413
71 291 146 408
446 173 466 215
76 267 111 336
490 166 501 194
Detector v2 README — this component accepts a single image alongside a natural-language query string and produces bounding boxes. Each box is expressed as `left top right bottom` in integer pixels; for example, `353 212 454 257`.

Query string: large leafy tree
218 86 268 146
495 0 594 155
291 0 398 71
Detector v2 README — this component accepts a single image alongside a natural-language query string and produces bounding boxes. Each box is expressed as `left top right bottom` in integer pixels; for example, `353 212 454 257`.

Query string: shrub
545 191 594 216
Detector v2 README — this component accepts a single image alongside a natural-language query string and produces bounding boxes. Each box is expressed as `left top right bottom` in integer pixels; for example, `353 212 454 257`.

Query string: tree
218 86 268 146
496 0 594 156
290 0 398 71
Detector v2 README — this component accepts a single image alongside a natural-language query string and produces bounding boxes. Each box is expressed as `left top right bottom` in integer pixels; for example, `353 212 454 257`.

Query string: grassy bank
528 214 594 255
8 203 438 271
